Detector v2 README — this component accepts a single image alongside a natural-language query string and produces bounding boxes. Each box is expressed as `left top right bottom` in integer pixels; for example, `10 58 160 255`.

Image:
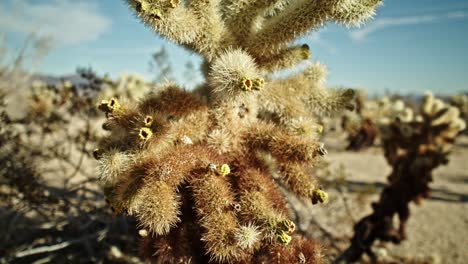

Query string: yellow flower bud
139 127 153 141
144 115 153 127
217 164 231 177
241 77 253 91
139 1 162 19
278 219 296 234
316 125 324 134
149 8 163 20
98 98 120 113
277 230 292 245
301 44 311 59
312 189 328 204
98 100 109 112
252 78 265 91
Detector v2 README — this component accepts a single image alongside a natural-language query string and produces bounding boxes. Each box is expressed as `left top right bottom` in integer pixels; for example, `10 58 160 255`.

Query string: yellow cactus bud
139 1 150 12
241 77 253 91
312 189 328 204
144 115 153 127
277 230 292 245
149 8 163 20
316 125 324 134
139 1 162 19
278 219 296 234
252 78 265 91
109 98 120 109
217 164 231 177
300 44 311 59
139 127 153 141
98 98 120 113
98 100 110 112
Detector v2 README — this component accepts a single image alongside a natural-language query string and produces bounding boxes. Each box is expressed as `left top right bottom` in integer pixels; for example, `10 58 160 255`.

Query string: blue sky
1 0 468 94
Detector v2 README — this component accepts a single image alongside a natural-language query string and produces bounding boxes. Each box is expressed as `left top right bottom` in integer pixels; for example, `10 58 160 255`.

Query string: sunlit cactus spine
94 0 382 263
339 92 466 263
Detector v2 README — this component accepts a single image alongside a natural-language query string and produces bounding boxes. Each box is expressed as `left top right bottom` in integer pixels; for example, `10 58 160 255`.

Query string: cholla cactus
341 90 378 150
99 73 153 100
343 94 417 151
29 80 58 120
450 94 468 133
339 92 466 263
95 1 382 263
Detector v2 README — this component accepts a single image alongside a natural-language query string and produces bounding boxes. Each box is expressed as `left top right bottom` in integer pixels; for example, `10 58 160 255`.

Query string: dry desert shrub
0 42 143 262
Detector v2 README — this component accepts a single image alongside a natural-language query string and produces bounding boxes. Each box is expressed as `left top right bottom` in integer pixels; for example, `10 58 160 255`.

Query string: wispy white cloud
447 11 468 19
350 11 468 41
0 0 112 46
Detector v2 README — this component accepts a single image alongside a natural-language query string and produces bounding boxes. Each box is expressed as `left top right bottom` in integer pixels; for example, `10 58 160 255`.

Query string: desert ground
1 105 467 263
303 133 468 263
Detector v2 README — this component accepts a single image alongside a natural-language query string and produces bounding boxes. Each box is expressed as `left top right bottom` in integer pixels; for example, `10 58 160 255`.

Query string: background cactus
94 0 382 262
450 94 468 134
341 90 379 151
98 73 153 101
340 91 421 152
338 92 466 263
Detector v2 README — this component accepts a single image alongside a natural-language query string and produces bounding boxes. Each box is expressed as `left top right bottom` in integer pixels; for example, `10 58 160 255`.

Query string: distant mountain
31 73 89 86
